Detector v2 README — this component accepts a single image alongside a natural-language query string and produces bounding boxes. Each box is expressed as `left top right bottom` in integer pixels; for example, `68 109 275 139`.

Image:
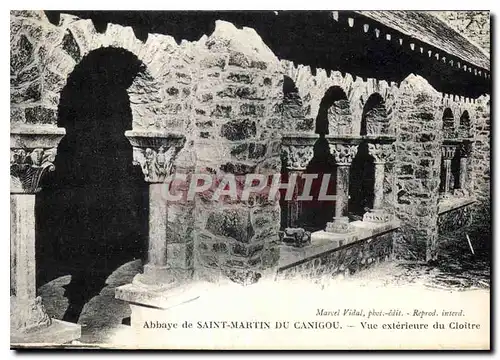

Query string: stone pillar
456 142 471 195
363 143 394 223
441 145 456 198
281 142 315 227
10 127 81 344
326 143 357 233
124 131 186 289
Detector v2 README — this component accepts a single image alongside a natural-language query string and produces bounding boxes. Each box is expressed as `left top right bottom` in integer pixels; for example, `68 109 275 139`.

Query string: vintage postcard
10 10 491 349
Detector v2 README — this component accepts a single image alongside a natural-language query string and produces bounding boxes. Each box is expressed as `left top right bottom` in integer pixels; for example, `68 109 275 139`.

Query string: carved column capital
125 130 186 183
442 144 457 160
329 143 358 165
10 127 65 194
367 143 394 164
281 144 314 171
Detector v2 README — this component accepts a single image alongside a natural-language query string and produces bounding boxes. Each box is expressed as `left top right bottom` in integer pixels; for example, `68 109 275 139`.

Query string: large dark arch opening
315 86 350 136
348 142 375 217
36 47 149 323
348 94 385 217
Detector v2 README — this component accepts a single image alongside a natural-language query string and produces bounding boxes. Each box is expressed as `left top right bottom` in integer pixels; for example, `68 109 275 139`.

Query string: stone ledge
11 126 66 149
11 319 81 347
438 196 476 215
278 219 401 271
115 281 210 310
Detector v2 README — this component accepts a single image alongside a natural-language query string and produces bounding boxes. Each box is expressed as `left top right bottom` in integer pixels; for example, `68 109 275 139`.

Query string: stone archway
348 93 390 217
442 108 455 138
359 93 388 136
35 47 152 323
459 110 471 138
315 86 351 136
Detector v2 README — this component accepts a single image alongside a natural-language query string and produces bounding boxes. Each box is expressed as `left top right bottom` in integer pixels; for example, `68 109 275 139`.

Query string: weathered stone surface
166 242 194 269
438 203 473 233
24 106 57 125
220 119 256 140
222 269 261 286
220 162 257 175
211 104 232 118
206 209 255 243
166 204 194 244
11 79 42 104
435 11 490 54
277 231 393 279
11 35 34 75
62 29 81 62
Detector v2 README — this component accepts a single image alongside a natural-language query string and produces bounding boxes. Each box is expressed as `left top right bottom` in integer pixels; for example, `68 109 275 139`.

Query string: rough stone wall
281 76 308 132
327 99 352 135
191 21 283 285
471 96 491 220
364 104 389 135
392 74 443 262
438 206 473 234
10 10 194 133
276 232 393 280
11 10 60 127
11 12 286 285
280 62 399 136
11 11 491 284
434 11 490 55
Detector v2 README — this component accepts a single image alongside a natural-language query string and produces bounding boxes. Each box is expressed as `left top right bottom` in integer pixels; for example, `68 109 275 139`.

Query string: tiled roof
355 10 490 70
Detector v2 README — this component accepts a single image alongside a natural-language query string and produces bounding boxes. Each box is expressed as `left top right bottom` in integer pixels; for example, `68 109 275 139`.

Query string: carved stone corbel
367 143 395 164
281 144 314 171
10 127 65 194
442 144 457 160
329 143 358 166
125 130 186 183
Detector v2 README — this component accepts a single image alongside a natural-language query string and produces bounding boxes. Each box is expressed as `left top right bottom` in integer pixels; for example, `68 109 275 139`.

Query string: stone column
363 143 393 223
441 145 456 198
10 127 81 344
456 142 471 195
281 143 314 227
125 131 185 289
326 143 357 233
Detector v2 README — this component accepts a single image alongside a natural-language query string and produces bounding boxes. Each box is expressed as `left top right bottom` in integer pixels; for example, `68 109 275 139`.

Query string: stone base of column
11 319 81 346
439 192 452 201
132 264 178 291
363 209 392 223
116 281 210 330
325 216 355 234
453 188 469 197
10 295 81 346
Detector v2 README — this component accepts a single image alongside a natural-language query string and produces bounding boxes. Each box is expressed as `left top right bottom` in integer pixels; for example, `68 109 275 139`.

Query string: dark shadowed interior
35 47 149 323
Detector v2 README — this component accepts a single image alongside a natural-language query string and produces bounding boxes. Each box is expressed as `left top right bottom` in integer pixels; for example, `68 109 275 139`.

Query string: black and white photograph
9 8 491 349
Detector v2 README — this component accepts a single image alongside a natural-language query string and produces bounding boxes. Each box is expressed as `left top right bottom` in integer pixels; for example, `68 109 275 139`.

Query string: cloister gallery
10 10 490 343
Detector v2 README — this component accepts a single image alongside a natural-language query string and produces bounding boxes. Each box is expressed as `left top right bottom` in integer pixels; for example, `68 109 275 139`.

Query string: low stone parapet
277 219 400 278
